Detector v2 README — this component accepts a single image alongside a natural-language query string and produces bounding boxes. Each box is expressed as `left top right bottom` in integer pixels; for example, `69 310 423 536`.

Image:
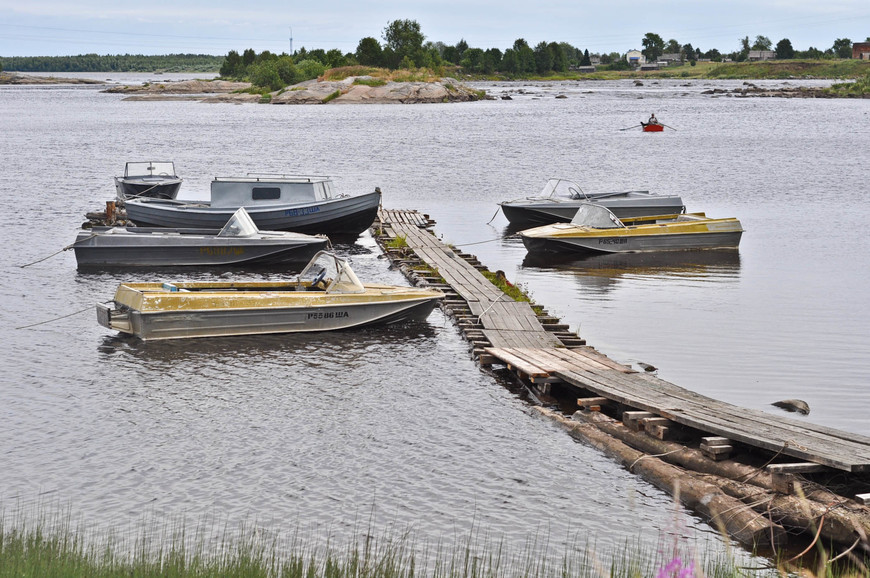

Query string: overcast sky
2 1 869 57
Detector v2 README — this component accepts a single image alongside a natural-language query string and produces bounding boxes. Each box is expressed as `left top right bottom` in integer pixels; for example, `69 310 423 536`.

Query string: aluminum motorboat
74 208 329 268
124 174 381 237
96 250 444 340
114 161 182 200
499 178 685 228
520 202 743 254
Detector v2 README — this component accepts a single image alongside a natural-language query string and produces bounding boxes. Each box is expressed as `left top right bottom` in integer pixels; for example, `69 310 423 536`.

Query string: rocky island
103 75 484 104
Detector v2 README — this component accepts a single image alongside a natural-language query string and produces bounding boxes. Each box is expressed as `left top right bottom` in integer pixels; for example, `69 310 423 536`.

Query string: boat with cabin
114 161 182 200
73 208 328 268
123 174 381 237
519 202 743 254
499 178 685 228
96 251 444 340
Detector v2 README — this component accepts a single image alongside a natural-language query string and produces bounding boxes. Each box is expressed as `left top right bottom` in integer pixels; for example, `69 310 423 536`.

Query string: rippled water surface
1 77 868 558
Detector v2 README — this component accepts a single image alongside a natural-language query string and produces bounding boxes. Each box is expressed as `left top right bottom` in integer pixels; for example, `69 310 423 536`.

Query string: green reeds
0 511 801 578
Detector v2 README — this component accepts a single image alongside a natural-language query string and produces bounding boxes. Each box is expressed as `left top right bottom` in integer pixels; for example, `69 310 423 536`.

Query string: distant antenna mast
289 26 293 55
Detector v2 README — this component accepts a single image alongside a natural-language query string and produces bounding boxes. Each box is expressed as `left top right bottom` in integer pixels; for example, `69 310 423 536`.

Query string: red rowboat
642 122 664 132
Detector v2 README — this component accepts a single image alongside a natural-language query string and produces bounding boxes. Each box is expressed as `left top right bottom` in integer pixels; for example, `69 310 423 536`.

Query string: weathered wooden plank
484 347 550 377
766 463 829 474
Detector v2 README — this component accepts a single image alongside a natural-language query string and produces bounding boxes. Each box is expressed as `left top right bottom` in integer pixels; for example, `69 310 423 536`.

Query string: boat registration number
199 247 245 255
598 238 628 245
285 206 321 217
307 311 349 320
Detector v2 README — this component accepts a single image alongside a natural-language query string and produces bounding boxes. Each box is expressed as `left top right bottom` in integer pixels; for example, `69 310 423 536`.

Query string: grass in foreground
0 513 791 578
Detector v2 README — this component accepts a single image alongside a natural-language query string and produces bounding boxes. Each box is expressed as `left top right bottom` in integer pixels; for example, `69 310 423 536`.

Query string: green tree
461 47 485 72
641 33 664 62
501 49 518 73
665 38 680 54
355 37 383 66
382 19 424 68
249 61 282 91
832 38 852 58
533 41 553 73
456 39 468 56
242 48 257 67
682 43 696 61
513 38 535 73
549 42 567 72
275 56 299 85
752 35 772 50
296 59 326 79
483 48 502 73
775 38 795 59
580 48 591 66
325 48 346 68
442 45 459 64
220 50 242 77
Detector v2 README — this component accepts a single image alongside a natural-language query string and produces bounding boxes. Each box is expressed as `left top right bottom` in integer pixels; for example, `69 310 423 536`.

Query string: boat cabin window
218 208 259 237
540 178 585 200
570 203 626 229
297 251 365 294
251 187 281 200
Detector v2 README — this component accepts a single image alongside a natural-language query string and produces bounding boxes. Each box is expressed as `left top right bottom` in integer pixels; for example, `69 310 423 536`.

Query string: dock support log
534 407 786 548
574 410 870 548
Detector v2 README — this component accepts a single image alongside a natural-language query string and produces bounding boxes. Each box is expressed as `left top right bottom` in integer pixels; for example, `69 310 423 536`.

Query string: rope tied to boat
15 305 95 330
19 233 99 268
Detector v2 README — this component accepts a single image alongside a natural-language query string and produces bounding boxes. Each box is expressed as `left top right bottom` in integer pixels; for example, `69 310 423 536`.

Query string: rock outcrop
271 76 481 104
103 79 251 94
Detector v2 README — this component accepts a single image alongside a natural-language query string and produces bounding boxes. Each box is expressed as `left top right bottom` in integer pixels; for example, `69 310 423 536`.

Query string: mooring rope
16 305 95 330
452 233 517 248
19 233 99 268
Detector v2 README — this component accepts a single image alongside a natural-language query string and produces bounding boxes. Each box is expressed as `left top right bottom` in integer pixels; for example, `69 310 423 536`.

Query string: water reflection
521 249 741 293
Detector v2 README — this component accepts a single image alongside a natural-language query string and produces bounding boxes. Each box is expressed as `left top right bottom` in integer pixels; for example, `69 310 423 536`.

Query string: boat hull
73 228 328 268
97 293 442 340
115 177 182 200
124 190 381 237
501 194 685 228
642 123 664 132
521 228 743 254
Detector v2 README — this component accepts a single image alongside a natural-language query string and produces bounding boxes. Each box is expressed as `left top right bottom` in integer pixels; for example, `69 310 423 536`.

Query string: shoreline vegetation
3 505 867 577
2 59 868 101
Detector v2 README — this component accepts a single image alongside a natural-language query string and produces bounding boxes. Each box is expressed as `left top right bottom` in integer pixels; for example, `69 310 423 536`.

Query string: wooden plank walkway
376 209 870 473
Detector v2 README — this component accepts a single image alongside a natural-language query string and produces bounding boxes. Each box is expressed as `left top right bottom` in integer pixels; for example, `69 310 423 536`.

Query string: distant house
659 53 683 65
853 42 870 60
640 63 659 71
748 50 776 61
574 66 596 73
625 50 646 66
590 56 601 66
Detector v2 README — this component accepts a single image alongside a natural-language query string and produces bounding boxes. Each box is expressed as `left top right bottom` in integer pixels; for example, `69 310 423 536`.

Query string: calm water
1 76 868 559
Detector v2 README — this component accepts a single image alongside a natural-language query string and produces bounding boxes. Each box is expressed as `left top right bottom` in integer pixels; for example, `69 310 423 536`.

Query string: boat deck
376 208 870 473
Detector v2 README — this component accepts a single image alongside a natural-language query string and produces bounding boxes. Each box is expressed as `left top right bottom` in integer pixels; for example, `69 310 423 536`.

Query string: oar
660 123 677 131
618 124 641 131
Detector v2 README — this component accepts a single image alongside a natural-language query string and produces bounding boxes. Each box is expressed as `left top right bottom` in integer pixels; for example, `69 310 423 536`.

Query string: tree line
0 53 224 73
2 20 866 83
639 32 867 63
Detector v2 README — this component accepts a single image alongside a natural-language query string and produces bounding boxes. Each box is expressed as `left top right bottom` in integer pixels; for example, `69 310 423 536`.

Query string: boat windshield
297 251 365 294
570 203 626 229
124 161 176 178
538 178 586 200
217 208 259 237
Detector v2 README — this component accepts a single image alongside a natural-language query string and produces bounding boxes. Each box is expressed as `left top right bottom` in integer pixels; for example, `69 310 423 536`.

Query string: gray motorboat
499 178 685 227
124 174 381 237
114 161 182 200
96 250 444 340
74 208 328 268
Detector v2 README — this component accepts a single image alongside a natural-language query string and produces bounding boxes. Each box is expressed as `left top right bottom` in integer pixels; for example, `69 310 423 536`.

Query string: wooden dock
375 208 870 474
